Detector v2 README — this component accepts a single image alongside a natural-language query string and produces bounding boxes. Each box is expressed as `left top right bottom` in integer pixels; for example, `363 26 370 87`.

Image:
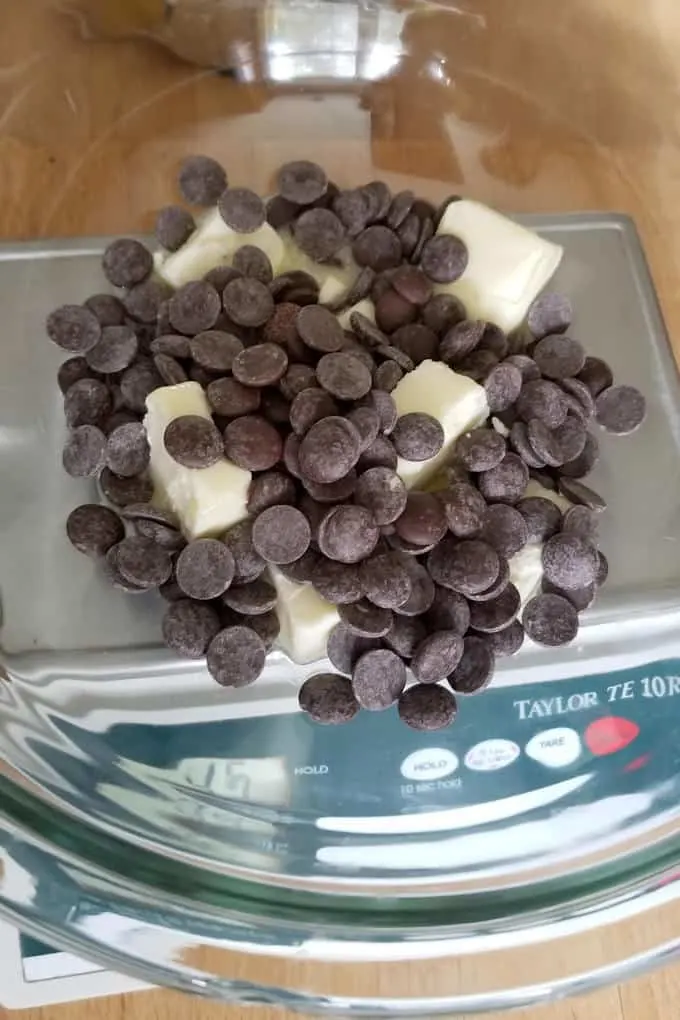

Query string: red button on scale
584 716 639 756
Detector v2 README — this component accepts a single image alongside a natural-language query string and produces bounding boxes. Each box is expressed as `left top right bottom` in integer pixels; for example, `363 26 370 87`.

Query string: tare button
525 728 581 768
400 748 458 781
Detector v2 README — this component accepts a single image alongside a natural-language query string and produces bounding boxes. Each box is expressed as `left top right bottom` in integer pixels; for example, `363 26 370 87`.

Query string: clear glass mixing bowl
2 1 680 1014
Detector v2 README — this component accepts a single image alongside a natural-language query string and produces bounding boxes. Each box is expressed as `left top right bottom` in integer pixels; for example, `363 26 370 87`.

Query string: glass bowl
2 1 680 1014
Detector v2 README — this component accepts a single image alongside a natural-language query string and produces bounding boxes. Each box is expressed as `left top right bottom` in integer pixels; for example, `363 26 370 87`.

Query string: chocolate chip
357 435 398 472
578 356 614 398
597 551 609 586
376 344 414 373
280 364 317 402
299 416 361 483
352 225 402 272
66 503 124 556
480 504 528 558
428 538 500 596
175 539 235 600
178 155 227 205
553 415 587 463
447 635 495 694
154 353 187 386
223 278 275 328
426 587 470 634
224 415 282 472
299 673 359 724
266 194 299 229
223 579 277 616
560 377 596 422
155 205 195 251
485 362 523 412
222 519 265 583
467 554 510 603
517 380 568 429
303 470 357 504
468 584 520 634
422 294 466 337
354 467 407 526
505 354 541 383
542 534 599 590
100 468 153 507
164 415 223 469
411 215 435 264
232 343 288 388
57 357 93 395
420 234 468 283
361 390 399 435
332 189 369 237
390 265 432 306
162 599 221 658
458 348 499 382
361 180 392 222
151 333 192 359
346 406 381 451
509 420 546 469
123 279 172 325
120 360 162 413
316 352 372 401
392 323 438 365
391 413 444 462
398 684 457 730
543 578 596 612
375 289 418 333
121 503 179 528
348 311 388 351
167 281 220 335
523 593 578 646
562 504 598 541
263 302 300 351
339 600 392 637
217 187 265 233
294 208 346 262
47 305 101 354
595 385 646 434
488 620 525 657
247 609 280 650
527 292 572 339
560 431 599 478
64 377 111 427
115 536 172 588
232 244 274 284
384 189 414 230
456 429 506 472
533 335 586 380
85 293 125 327
293 304 344 355
393 558 436 616
480 324 509 360
440 482 486 538
189 330 242 372
373 360 403 392
439 319 485 365
133 518 184 552
289 388 338 436
102 239 153 288
277 160 327 205
412 631 464 684
251 505 311 565
352 649 406 709
516 496 562 543
207 626 266 687
395 212 420 259
247 471 297 516
395 492 447 546
478 453 529 504
105 421 149 477
283 433 303 479
62 425 106 478
327 623 380 673
83 325 137 374
359 552 411 609
318 505 379 563
207 377 261 417
558 478 607 512
526 418 564 467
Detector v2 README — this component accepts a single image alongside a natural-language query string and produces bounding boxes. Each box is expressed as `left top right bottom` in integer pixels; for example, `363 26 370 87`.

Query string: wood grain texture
2 0 680 1017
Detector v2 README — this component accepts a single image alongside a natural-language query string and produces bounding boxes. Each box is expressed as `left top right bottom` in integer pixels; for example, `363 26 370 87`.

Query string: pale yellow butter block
434 200 563 332
270 568 340 665
392 359 489 490
144 382 250 539
156 208 285 288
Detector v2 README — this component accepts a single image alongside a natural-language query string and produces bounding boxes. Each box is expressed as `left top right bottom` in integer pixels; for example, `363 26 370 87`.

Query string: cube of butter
392 359 489 489
156 208 285 288
144 382 250 539
434 200 563 332
270 568 340 665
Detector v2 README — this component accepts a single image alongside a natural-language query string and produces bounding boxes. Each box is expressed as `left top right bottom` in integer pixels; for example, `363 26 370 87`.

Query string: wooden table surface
3 0 680 1017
